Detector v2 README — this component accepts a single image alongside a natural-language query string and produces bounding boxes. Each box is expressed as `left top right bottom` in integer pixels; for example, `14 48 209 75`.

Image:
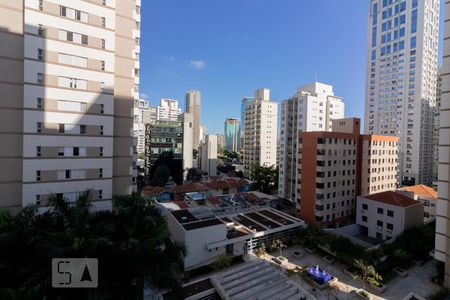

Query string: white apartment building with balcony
365 0 440 186
156 98 181 121
0 0 141 210
278 82 344 202
242 88 278 178
435 0 450 288
133 99 156 155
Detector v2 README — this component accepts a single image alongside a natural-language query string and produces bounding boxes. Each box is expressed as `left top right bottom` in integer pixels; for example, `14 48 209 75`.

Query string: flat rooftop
183 218 224 231
211 261 316 300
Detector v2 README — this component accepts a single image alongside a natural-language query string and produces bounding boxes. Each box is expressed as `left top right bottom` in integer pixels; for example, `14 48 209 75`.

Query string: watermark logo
52 258 98 288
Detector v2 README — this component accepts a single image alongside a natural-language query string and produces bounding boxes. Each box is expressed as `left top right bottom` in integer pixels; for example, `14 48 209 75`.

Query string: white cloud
189 60 207 70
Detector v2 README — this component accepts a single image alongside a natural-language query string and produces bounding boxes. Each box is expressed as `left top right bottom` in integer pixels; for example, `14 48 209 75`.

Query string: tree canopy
0 192 185 299
250 164 278 194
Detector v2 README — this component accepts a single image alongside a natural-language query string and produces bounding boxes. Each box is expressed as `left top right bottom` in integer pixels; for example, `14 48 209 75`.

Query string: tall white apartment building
133 99 156 155
0 0 141 211
199 134 218 176
178 112 194 171
278 82 344 201
242 88 278 178
435 0 450 288
186 90 201 147
156 98 181 121
365 0 440 186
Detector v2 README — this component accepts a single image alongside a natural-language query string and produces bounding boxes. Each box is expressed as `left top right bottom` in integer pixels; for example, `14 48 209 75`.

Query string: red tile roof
399 185 437 198
205 180 229 190
363 191 420 208
174 183 208 194
206 196 221 205
142 186 168 196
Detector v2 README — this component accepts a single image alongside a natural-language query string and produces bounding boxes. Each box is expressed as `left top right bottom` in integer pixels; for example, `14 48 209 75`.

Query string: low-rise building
398 184 437 223
163 191 304 270
356 191 424 241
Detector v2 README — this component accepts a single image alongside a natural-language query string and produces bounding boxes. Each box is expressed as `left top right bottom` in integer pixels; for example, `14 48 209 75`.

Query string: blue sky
140 0 445 134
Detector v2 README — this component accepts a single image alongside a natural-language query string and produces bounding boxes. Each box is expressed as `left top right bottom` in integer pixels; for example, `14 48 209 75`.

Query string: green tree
211 255 232 271
352 259 382 293
150 165 171 186
250 164 278 194
0 192 185 299
186 168 202 182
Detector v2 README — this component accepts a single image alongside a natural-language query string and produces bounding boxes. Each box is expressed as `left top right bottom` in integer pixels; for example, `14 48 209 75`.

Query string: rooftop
211 261 315 300
399 184 437 199
174 182 208 194
362 191 420 208
141 186 168 197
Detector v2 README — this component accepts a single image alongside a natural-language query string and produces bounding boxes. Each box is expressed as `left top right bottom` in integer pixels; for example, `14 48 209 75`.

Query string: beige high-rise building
186 90 201 147
435 0 450 288
242 88 278 178
0 0 140 211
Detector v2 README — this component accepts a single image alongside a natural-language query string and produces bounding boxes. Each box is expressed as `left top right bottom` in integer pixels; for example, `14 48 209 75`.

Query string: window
37 73 44 84
99 168 103 178
38 0 43 10
38 24 43 36
362 215 367 222
136 21 140 29
98 190 103 199
100 104 104 114
60 6 66 16
387 223 394 230
57 147 64 156
65 170 71 179
38 48 43 61
36 146 41 157
82 34 88 45
58 100 87 112
101 61 105 71
410 36 416 49
101 17 106 27
36 195 41 205
411 9 417 33
58 53 87 67
362 203 368 210
36 171 41 182
37 122 42 133
58 124 65 133
101 39 105 49
73 147 79 156
37 97 43 109
99 147 103 157
80 125 86 134
100 126 104 135
135 37 140 45
377 207 384 214
136 5 140 14
387 210 394 217
377 220 383 227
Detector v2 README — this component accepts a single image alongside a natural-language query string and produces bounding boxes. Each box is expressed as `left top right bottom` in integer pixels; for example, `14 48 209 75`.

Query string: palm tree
0 191 186 299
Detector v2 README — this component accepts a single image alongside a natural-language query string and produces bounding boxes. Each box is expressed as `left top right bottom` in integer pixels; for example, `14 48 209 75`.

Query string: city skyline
140 0 446 134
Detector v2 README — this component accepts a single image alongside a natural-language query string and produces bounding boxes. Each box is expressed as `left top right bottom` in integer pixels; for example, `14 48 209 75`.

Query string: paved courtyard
258 245 442 300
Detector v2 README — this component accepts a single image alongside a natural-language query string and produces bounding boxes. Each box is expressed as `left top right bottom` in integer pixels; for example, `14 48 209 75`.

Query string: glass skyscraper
224 118 241 153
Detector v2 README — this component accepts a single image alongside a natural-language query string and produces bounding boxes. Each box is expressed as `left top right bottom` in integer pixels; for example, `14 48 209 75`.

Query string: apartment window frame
99 168 103 178
37 73 44 84
36 195 41 205
36 146 41 157
101 39 105 49
80 125 86 134
100 104 104 114
38 48 44 61
387 210 394 217
38 24 43 36
100 126 104 135
36 170 41 182
101 60 105 71
37 97 43 109
65 170 71 179
37 122 42 133
99 147 103 157
38 0 43 10
101 17 106 27
98 189 103 199
73 147 80 157
58 124 65 133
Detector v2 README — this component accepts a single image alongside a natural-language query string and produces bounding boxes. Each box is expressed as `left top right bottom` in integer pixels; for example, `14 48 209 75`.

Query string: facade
365 0 440 186
278 82 345 201
133 99 156 155
0 0 140 210
434 68 442 184
356 191 423 241
156 98 181 121
435 0 450 287
298 118 399 226
178 113 193 171
186 90 201 148
240 96 254 152
242 89 278 178
144 121 183 177
217 134 225 150
398 184 437 223
199 134 218 176
224 118 240 152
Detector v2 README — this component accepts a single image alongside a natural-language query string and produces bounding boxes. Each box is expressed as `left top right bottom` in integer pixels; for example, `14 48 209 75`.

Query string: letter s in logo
57 261 71 285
